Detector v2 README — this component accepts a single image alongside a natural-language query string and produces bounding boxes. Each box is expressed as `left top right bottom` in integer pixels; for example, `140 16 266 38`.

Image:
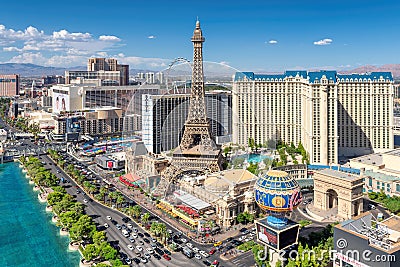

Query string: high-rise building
66 58 129 86
0 74 19 96
141 91 232 154
233 71 394 164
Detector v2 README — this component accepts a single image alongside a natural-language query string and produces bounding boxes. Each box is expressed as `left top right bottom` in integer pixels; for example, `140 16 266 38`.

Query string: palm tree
116 195 125 209
142 212 150 226
99 187 108 202
125 206 136 218
108 191 117 206
132 205 142 220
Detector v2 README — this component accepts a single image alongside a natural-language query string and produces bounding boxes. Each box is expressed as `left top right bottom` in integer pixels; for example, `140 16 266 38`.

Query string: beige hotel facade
233 71 394 164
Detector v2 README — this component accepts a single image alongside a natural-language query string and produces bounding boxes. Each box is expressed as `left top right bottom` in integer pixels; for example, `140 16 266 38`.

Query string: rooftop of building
234 70 393 83
203 169 257 192
337 212 400 253
364 170 400 182
350 153 385 166
315 168 361 181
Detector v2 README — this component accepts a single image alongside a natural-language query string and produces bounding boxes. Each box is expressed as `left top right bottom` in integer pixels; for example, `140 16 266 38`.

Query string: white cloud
268 40 278 44
3 46 21 52
52 29 91 41
99 35 121 42
313 38 333 45
147 35 156 39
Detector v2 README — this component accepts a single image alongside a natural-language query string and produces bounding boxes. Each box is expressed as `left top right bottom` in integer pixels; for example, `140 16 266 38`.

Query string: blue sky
0 0 400 72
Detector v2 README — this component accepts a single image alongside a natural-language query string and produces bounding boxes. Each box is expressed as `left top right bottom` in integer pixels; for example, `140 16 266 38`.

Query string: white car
106 216 112 220
146 248 154 254
140 257 147 263
193 247 199 253
127 244 134 251
199 251 209 258
136 245 143 251
127 223 133 229
132 233 138 238
167 229 173 234
186 243 193 248
104 223 109 228
83 199 88 203
195 254 202 260
132 227 138 233
181 238 187 243
144 253 151 259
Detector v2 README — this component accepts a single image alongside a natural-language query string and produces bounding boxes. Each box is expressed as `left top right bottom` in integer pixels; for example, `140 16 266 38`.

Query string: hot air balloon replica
254 170 302 265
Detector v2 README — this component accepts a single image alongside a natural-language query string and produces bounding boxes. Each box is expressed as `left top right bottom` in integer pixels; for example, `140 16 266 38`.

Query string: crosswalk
231 251 256 267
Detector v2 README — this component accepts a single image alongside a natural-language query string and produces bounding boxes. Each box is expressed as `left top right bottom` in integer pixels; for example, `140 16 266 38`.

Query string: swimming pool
235 153 271 163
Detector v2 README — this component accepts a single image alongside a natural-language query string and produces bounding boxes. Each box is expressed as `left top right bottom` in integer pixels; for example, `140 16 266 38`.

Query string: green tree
93 231 107 245
69 215 97 242
142 212 151 225
246 162 259 175
248 137 255 151
82 244 99 262
59 210 81 229
132 205 142 219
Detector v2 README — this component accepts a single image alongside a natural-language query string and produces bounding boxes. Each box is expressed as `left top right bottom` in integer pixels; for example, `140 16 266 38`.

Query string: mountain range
1 63 400 79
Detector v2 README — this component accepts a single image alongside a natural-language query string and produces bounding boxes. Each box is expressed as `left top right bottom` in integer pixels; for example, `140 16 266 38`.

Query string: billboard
256 219 300 251
53 92 70 113
66 117 81 133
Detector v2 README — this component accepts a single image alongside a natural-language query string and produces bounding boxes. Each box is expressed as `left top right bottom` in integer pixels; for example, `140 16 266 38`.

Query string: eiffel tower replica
153 20 223 197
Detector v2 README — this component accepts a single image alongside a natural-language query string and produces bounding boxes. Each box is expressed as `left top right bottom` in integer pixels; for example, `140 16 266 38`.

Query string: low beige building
178 169 258 227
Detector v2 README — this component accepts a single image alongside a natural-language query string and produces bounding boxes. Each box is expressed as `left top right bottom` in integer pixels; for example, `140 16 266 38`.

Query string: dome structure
254 170 302 225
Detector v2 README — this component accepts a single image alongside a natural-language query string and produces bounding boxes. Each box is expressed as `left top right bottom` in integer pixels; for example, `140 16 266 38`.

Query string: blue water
0 162 80 267
235 153 271 163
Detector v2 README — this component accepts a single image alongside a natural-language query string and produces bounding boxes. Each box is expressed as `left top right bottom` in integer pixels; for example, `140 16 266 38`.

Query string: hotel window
397 184 400 192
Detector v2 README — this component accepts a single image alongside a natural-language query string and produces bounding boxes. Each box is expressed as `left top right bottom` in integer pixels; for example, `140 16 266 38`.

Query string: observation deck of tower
153 20 223 197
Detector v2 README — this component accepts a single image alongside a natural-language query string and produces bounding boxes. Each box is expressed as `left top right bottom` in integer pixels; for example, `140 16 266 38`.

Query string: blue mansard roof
234 70 393 83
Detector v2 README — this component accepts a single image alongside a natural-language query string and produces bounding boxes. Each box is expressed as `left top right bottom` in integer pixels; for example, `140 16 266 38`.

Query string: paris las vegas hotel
233 70 394 165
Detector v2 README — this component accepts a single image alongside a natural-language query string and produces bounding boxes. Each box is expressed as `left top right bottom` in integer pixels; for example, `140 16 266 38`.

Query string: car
122 217 130 223
129 237 135 243
244 238 251 242
144 253 151 259
127 244 134 251
167 229 173 234
214 241 222 247
243 230 250 235
193 247 199 253
203 260 212 266
76 190 80 194
106 216 112 220
140 257 148 263
226 237 233 242
212 260 219 266
104 223 109 228
150 243 157 249
163 254 171 261
123 232 130 238
186 243 193 248
143 238 150 243
181 238 187 243
138 240 144 245
136 245 143 251
164 249 171 255
195 253 202 260
121 224 127 229
153 254 161 260
156 241 163 248
200 251 209 258
146 248 154 254
83 199 88 203
144 232 150 237
226 245 234 250
132 233 138 238
116 224 122 230
209 248 216 255
239 227 248 233
132 258 140 264
125 258 131 264
132 227 138 233
111 220 118 225
368 204 376 210
137 232 144 238
127 223 133 229
155 248 164 256
151 238 157 243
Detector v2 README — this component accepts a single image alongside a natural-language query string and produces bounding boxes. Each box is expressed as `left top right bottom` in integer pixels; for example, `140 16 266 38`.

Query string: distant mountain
341 64 400 79
0 63 86 77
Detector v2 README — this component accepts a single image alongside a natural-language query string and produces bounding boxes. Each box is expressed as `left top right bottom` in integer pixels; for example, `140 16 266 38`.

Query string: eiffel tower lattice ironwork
152 20 223 197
